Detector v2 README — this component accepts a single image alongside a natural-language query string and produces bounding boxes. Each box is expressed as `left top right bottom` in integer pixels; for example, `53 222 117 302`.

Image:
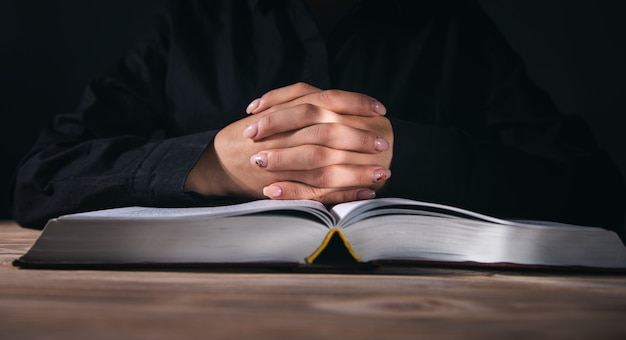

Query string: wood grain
2 221 626 339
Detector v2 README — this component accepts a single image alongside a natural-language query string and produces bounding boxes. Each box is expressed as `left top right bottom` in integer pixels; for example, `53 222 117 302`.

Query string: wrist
184 142 227 196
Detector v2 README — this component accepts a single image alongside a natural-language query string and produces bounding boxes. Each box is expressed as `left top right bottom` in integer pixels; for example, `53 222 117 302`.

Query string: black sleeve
382 3 626 231
10 3 218 229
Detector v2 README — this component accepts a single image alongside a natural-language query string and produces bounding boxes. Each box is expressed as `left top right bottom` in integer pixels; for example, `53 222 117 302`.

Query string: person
11 0 626 232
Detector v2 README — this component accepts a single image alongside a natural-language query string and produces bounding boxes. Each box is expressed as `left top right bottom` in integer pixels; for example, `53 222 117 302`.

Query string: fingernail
263 185 283 198
246 98 261 114
250 152 268 168
243 122 258 138
374 136 389 151
372 100 387 115
356 189 376 200
373 169 391 183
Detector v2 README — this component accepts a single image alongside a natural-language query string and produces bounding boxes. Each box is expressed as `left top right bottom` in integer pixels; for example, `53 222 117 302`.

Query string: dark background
1 0 625 221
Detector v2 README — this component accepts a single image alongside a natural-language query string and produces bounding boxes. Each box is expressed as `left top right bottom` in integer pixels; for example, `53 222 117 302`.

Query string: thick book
14 198 626 270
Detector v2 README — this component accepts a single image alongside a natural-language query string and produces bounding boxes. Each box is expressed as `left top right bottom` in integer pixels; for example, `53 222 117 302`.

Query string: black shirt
12 0 626 230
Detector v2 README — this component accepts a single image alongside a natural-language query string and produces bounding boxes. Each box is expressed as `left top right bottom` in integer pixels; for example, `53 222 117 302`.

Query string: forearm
12 130 217 229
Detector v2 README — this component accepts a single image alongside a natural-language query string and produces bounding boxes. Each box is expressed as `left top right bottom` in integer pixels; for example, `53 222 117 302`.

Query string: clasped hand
185 82 394 204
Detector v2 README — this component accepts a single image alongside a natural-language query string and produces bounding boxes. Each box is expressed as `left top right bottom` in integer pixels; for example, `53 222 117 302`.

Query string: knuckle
358 169 374 186
312 167 334 188
308 188 326 201
293 82 311 93
258 114 273 132
266 151 280 169
283 184 303 199
361 132 376 150
325 123 341 140
311 124 334 144
318 190 357 205
300 103 320 121
308 146 328 165
339 190 359 203
320 89 340 107
309 124 325 142
287 183 321 200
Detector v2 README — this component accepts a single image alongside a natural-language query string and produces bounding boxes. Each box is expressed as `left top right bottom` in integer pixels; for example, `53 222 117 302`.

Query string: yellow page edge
305 228 362 264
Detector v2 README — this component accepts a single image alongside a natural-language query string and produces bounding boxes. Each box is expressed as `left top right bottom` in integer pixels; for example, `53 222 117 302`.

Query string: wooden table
2 220 626 339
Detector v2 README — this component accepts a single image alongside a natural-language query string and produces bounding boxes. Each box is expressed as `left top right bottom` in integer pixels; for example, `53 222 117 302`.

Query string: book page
23 214 330 265
340 213 626 268
331 198 516 227
58 199 335 227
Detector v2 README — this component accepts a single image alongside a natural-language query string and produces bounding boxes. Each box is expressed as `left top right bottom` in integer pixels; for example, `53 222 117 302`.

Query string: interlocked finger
270 164 391 189
262 182 378 204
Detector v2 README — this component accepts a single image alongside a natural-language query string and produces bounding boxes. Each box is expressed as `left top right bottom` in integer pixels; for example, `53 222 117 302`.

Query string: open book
14 198 626 270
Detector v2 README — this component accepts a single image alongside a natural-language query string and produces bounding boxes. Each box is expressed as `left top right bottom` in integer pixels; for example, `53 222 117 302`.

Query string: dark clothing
11 0 626 230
